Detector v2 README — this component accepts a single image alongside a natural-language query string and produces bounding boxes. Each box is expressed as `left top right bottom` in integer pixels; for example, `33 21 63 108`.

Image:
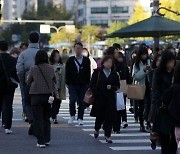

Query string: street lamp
156 7 180 17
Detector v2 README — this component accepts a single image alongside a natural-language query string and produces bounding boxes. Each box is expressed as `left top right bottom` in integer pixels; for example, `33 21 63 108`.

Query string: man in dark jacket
66 42 90 125
0 41 19 134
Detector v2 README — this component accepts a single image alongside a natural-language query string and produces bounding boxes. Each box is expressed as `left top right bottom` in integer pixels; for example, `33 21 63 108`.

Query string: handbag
120 80 127 94
0 54 18 88
116 91 125 111
83 71 100 105
116 72 127 94
127 80 146 100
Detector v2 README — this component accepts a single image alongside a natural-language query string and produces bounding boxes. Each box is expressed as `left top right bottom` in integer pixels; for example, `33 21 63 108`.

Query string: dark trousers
51 98 61 119
19 82 26 115
31 94 51 145
134 100 144 125
144 92 151 122
24 84 33 122
0 88 15 129
68 85 88 120
113 96 127 132
95 117 112 137
159 131 177 154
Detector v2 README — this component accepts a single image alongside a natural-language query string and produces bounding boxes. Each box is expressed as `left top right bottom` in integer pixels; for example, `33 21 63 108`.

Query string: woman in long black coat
113 52 131 133
90 55 120 143
152 50 177 154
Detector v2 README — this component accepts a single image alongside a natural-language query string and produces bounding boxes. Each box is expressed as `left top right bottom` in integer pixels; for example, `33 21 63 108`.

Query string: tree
81 25 100 44
49 28 79 45
128 1 150 25
0 2 72 45
106 22 128 46
173 0 180 21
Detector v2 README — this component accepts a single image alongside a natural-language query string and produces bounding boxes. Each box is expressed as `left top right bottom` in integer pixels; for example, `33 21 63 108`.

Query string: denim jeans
68 85 88 120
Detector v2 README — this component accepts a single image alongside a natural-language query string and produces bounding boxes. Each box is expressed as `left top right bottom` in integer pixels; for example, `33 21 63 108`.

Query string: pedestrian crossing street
59 101 161 152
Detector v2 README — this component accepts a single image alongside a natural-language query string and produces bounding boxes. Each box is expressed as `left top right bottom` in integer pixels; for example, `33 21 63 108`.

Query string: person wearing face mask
151 50 177 153
113 52 131 133
90 55 120 143
82 48 97 76
49 49 66 124
132 45 151 132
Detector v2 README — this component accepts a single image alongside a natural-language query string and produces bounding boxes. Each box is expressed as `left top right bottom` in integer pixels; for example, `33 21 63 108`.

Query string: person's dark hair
101 55 115 70
151 54 161 69
173 62 180 84
0 41 8 51
10 48 20 56
35 50 48 65
49 49 63 65
29 32 39 43
135 45 148 70
130 50 137 59
20 42 28 49
83 48 90 57
74 42 83 48
157 50 176 74
113 43 122 50
107 47 115 56
117 52 127 65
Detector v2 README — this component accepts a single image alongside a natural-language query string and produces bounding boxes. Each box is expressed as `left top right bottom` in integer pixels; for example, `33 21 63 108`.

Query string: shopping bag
120 80 127 94
127 84 146 100
116 92 125 111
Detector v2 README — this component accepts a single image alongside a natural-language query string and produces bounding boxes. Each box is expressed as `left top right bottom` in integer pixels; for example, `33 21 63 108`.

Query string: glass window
91 7 108 14
112 19 128 22
91 20 108 26
111 6 129 13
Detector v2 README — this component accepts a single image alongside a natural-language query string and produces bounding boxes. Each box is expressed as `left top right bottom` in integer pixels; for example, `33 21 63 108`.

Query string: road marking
109 146 160 151
99 139 150 144
90 133 149 137
83 128 140 132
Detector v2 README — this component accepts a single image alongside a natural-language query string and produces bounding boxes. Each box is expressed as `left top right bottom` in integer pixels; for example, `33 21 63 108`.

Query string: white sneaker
5 129 13 134
78 119 83 126
68 116 75 125
36 144 46 148
86 107 91 111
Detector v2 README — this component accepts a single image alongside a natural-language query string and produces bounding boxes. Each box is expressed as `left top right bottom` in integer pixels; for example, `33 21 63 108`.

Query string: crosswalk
59 101 161 152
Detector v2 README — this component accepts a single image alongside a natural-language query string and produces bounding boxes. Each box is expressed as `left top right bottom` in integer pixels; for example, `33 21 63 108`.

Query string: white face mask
82 52 88 57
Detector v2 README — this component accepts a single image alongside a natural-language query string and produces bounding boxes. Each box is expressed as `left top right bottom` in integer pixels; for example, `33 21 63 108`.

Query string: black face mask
141 59 147 65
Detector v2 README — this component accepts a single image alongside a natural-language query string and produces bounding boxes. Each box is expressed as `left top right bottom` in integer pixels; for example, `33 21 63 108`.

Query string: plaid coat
27 63 56 95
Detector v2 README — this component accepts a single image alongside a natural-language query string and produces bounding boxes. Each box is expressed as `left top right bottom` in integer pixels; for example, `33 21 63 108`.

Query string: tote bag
127 84 146 100
120 80 127 94
116 92 125 111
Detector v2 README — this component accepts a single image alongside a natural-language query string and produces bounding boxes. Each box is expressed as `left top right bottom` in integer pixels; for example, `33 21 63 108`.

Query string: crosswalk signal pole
152 0 160 52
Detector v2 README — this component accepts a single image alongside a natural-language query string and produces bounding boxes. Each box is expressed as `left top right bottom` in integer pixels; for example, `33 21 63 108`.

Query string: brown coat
27 63 55 95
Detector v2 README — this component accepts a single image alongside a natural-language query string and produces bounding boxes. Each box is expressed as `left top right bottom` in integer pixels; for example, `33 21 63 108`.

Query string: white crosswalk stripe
59 102 160 152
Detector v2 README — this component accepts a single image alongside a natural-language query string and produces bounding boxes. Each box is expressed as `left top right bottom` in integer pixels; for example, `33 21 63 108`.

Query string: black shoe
28 124 33 135
140 125 146 132
135 118 138 123
114 131 120 134
94 131 99 139
129 107 134 113
105 137 113 143
53 119 58 124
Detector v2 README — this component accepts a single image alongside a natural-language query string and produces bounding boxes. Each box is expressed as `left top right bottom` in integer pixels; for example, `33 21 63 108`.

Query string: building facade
73 0 138 27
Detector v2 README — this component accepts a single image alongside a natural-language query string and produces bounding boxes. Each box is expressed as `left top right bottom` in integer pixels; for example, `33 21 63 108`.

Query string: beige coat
53 64 66 100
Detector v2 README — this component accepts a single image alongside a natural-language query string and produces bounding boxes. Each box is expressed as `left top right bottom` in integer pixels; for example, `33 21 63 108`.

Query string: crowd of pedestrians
0 31 180 154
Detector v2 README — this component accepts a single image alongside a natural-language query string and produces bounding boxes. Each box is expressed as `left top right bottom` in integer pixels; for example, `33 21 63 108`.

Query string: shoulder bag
83 70 100 105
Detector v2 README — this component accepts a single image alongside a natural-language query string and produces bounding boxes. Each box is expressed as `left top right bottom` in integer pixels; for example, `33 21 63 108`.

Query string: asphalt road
0 89 161 154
